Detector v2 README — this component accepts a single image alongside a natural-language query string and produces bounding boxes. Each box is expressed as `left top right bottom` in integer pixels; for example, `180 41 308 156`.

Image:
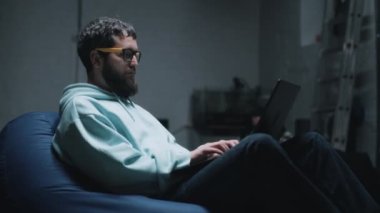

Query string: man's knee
301 131 332 150
241 133 281 152
242 133 276 144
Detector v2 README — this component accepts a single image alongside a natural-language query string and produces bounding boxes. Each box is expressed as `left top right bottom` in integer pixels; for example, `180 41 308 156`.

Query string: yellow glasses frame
96 47 124 53
95 47 141 62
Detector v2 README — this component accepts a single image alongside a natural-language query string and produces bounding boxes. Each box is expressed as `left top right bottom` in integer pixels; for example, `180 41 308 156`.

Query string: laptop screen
254 79 300 140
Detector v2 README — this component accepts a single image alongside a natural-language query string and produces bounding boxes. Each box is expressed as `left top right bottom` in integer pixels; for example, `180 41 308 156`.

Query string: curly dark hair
77 17 137 72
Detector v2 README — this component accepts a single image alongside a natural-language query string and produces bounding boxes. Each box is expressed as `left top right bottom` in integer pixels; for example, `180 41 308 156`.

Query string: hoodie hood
60 83 119 112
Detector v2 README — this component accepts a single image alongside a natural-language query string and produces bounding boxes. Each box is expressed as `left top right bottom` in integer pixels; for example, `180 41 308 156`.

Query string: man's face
102 36 139 98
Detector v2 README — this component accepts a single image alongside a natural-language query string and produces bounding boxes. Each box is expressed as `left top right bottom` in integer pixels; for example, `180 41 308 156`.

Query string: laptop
254 79 301 140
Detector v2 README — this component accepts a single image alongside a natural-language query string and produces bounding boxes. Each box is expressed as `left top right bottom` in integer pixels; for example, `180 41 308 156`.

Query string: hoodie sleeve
57 113 167 195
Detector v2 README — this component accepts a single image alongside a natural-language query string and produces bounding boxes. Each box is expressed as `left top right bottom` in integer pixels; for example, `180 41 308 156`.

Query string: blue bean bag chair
0 112 208 213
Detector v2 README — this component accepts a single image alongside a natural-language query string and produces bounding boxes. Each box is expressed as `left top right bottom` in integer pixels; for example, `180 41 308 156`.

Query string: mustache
125 71 136 76
127 68 136 75
128 65 136 71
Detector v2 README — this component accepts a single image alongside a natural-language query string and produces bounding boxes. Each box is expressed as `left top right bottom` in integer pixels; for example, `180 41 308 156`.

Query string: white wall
0 0 259 149
353 0 378 165
0 0 78 127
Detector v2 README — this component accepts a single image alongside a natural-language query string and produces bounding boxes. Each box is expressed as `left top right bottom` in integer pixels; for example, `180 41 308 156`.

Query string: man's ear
90 50 104 69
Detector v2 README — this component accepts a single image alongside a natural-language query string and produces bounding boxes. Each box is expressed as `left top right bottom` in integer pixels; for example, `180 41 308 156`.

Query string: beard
102 62 138 98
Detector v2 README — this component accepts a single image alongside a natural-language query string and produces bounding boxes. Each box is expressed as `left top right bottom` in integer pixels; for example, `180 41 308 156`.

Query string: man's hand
190 139 239 166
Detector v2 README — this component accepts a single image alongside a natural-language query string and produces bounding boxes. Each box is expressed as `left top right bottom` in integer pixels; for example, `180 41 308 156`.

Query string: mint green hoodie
52 83 191 196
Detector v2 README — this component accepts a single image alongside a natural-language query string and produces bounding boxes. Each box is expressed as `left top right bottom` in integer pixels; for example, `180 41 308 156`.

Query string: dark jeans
170 132 380 213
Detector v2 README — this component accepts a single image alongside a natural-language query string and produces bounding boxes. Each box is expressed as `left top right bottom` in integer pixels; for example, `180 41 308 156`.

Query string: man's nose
129 55 139 66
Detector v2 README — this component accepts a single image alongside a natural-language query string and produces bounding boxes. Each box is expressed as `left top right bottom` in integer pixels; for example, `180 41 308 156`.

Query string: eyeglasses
96 47 142 63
